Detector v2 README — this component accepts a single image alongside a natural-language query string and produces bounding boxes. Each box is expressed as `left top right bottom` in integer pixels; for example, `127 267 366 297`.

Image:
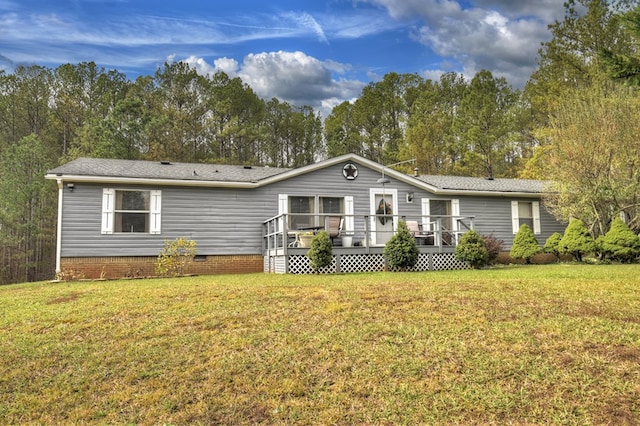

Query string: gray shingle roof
47 157 291 182
415 174 545 193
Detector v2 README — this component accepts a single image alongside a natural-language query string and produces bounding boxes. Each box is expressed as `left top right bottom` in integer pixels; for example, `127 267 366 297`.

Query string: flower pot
299 234 314 248
342 236 353 247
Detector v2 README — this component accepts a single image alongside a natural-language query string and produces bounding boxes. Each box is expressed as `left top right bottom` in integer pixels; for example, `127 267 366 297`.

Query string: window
511 200 540 234
102 188 161 234
320 197 343 215
289 196 315 230
280 194 353 233
116 191 149 232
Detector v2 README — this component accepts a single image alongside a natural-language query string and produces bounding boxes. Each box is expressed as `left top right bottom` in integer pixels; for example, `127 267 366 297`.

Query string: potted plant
299 231 315 248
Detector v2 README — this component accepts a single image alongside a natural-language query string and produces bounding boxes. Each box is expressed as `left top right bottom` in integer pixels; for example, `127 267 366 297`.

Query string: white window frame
279 194 354 233
511 200 540 234
102 188 161 235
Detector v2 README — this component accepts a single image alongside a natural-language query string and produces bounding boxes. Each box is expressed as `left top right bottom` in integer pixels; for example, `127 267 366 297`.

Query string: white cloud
213 57 239 77
176 51 365 117
284 12 328 43
359 0 566 87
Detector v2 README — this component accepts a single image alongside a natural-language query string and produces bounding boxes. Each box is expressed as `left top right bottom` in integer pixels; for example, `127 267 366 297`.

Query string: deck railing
263 213 475 254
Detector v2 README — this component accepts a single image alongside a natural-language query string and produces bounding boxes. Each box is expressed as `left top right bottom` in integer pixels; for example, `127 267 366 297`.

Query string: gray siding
457 196 566 249
60 160 566 257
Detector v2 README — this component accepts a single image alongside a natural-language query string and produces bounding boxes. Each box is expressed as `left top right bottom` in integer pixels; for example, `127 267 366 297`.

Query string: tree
325 101 362 158
455 230 489 269
541 85 640 237
559 219 597 262
404 73 468 175
510 224 541 264
454 70 519 177
543 232 564 261
601 7 640 86
526 0 635 127
384 220 419 271
0 134 56 284
599 217 640 262
350 73 425 164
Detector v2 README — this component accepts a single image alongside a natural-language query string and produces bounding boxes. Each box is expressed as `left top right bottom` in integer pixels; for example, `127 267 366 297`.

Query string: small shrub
482 233 503 265
155 237 197 277
455 229 488 269
543 232 563 261
599 217 640 263
384 220 419 271
510 224 541 264
307 231 333 272
558 219 596 262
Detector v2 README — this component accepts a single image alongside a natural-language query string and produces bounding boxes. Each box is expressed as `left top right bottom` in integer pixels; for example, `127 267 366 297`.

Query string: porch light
66 183 74 192
407 192 414 203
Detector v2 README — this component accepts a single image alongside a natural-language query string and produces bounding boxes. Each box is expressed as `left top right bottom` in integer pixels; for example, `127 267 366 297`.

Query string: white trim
278 193 288 232
451 198 460 244
421 198 431 231
451 199 460 232
511 200 520 234
532 201 541 234
150 190 162 234
369 187 398 246
55 179 63 274
101 188 115 234
344 196 354 233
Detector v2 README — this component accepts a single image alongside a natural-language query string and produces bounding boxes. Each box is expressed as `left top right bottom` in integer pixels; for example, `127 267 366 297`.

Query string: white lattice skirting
265 252 469 274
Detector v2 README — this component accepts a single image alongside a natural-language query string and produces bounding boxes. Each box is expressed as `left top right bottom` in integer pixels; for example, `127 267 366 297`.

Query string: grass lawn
1 264 639 425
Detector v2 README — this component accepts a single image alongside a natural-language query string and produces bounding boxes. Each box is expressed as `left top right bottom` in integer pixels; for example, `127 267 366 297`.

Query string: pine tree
384 221 419 271
455 230 488 269
543 232 564 261
307 231 333 272
599 217 640 262
559 219 597 262
510 224 541 264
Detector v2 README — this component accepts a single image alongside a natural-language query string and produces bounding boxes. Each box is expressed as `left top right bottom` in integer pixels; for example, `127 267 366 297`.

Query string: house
45 153 566 278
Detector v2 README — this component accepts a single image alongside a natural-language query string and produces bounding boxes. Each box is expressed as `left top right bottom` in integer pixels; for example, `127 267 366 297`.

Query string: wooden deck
263 214 472 274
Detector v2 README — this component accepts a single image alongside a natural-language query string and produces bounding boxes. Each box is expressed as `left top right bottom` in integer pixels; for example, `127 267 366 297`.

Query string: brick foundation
60 255 263 279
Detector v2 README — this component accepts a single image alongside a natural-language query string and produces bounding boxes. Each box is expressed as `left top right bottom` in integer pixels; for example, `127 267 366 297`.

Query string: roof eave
429 188 543 197
44 173 259 188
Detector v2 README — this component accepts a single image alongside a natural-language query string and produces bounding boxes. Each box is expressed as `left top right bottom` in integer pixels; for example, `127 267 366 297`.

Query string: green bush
559 219 596 262
599 217 640 263
384 221 419 271
510 224 541 264
455 229 488 269
307 231 333 272
543 232 563 260
155 237 197 277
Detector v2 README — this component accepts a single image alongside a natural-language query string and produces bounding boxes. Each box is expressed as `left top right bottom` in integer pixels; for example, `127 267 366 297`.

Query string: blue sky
0 0 567 114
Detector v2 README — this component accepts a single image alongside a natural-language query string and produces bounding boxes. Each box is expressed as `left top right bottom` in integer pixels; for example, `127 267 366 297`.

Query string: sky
0 0 568 115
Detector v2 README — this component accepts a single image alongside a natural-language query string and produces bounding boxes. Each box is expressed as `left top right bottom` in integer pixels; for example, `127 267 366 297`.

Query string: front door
369 188 398 246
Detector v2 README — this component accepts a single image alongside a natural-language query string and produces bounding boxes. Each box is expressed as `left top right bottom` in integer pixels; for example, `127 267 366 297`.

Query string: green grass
1 265 639 425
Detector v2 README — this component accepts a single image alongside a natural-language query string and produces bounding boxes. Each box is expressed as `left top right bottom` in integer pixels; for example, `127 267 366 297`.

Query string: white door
369 188 398 246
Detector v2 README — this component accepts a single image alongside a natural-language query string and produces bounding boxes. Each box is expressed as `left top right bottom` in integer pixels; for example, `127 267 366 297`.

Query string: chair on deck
325 216 344 244
406 220 432 245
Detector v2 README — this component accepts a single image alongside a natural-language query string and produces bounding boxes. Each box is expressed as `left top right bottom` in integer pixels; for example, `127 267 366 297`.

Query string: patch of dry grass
1 265 639 424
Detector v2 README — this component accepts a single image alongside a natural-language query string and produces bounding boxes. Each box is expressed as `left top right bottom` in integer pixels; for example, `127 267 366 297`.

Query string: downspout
55 179 63 277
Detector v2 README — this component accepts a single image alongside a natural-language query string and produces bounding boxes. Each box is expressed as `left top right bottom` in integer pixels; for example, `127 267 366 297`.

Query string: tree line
1 0 640 284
